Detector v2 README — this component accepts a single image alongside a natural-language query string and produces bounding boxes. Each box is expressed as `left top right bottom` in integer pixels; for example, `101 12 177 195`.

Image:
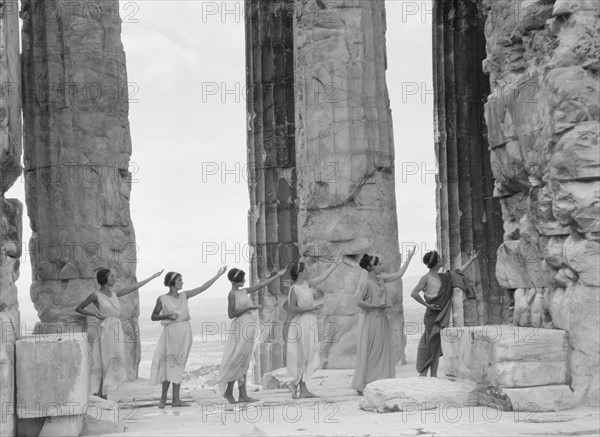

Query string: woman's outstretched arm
116 270 164 297
185 266 227 299
380 248 416 283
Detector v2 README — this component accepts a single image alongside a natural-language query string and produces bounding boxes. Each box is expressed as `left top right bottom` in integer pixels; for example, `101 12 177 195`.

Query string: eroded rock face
1 2 21 436
483 0 600 406
20 0 140 379
294 0 402 368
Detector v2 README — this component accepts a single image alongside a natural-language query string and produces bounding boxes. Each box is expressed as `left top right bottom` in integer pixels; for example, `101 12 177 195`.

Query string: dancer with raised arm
217 266 288 404
76 268 163 399
412 250 479 377
150 267 227 408
351 248 415 395
286 260 341 399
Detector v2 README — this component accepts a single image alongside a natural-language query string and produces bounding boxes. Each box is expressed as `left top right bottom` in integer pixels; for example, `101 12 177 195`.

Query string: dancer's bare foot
223 393 238 404
238 395 258 403
172 400 191 407
298 383 317 398
157 400 167 409
286 382 298 399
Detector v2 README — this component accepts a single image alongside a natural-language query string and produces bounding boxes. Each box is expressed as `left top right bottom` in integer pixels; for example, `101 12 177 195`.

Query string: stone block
16 336 88 418
16 417 45 437
261 367 292 390
502 385 575 411
496 240 555 288
546 67 600 132
0 336 16 437
550 179 600 233
39 415 83 437
553 0 600 16
564 233 600 286
359 377 479 413
442 326 568 387
565 285 600 406
494 361 568 387
549 122 600 182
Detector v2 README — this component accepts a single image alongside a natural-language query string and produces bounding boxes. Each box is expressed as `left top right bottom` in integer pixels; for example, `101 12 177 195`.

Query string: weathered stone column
483 0 599 406
433 0 506 325
1 1 21 435
246 0 298 378
295 0 403 367
21 0 140 379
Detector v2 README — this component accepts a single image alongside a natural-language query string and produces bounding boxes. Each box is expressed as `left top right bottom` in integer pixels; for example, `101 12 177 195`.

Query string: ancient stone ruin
435 0 599 409
0 0 598 435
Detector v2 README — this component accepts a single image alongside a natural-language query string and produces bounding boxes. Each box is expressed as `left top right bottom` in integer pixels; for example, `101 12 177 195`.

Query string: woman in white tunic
151 267 227 408
76 268 163 399
216 267 287 404
286 260 340 399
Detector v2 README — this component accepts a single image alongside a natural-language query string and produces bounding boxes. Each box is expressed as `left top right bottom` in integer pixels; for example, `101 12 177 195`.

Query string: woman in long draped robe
351 249 415 394
285 260 340 399
412 250 478 377
150 267 226 408
216 267 287 404
76 268 163 399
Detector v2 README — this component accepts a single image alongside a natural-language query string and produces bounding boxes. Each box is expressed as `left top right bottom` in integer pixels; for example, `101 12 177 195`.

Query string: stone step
502 385 575 412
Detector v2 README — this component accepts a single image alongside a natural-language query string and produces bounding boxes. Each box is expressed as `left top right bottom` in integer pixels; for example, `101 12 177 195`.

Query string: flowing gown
150 293 193 385
87 291 127 394
286 282 320 385
215 289 259 391
351 278 395 392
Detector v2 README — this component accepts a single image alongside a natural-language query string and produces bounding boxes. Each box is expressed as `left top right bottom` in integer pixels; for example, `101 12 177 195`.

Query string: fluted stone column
246 0 298 378
1 1 21 435
295 0 403 367
482 0 599 407
433 0 505 325
21 0 140 379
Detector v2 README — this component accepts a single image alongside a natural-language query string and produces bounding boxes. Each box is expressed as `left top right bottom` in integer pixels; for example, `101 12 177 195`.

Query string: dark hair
228 268 246 283
423 251 439 269
164 271 181 286
359 254 379 271
96 269 111 286
290 262 305 281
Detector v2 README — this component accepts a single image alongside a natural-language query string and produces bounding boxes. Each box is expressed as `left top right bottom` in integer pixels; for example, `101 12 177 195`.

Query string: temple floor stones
359 377 479 413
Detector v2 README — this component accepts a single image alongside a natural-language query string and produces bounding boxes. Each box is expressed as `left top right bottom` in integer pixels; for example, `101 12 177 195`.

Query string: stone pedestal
442 325 576 411
442 325 568 387
16 336 89 418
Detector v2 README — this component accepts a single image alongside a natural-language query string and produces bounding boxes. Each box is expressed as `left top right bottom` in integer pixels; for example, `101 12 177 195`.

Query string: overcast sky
9 0 437 323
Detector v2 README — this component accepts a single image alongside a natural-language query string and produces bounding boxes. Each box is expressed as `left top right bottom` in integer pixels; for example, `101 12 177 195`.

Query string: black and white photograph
0 1 599 436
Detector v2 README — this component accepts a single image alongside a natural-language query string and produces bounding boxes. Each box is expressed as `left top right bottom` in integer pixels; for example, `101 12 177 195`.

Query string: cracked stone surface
293 0 402 368
482 0 600 406
20 0 140 379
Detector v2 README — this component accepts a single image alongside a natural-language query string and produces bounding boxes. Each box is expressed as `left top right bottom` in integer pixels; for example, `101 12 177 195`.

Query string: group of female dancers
75 248 478 406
